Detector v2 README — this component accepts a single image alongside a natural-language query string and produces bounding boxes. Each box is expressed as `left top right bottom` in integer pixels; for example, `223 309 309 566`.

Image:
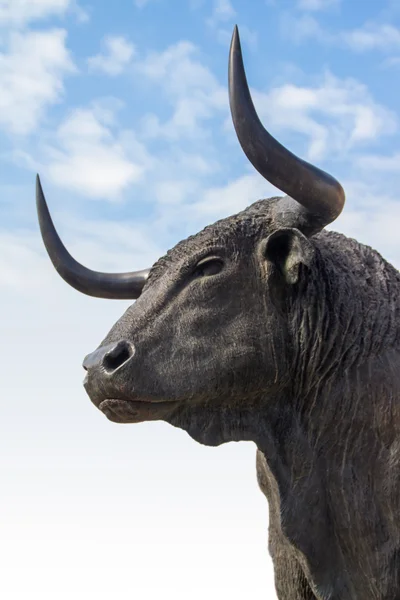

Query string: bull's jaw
98 398 181 424
164 400 267 447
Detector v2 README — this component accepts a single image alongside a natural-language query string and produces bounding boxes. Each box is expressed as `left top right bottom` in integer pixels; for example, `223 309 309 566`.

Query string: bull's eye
192 257 224 279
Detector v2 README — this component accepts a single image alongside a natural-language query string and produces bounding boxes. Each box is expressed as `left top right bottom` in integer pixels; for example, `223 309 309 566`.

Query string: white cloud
382 56 400 68
344 23 400 53
288 14 326 44
251 72 397 162
138 171 282 241
154 179 195 206
41 106 147 198
297 0 340 11
137 41 215 93
140 94 223 140
87 35 135 76
0 0 88 25
211 0 235 22
332 180 400 269
151 152 219 207
355 152 400 172
0 29 75 135
287 15 400 54
0 0 70 25
136 41 227 140
188 173 278 223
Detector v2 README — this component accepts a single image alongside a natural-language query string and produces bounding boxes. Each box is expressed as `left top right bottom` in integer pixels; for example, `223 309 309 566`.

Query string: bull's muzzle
83 340 134 376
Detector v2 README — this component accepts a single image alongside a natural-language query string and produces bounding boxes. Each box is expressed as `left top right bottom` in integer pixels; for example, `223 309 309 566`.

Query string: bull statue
36 26 400 600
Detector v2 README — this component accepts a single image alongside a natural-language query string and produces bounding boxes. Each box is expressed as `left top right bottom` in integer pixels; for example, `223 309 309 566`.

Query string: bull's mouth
98 397 179 424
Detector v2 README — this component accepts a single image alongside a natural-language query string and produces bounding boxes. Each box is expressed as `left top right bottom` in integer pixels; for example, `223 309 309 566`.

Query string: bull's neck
290 236 400 400
255 357 400 599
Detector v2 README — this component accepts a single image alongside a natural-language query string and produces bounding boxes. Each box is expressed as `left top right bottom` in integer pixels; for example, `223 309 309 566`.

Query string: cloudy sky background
2 0 400 598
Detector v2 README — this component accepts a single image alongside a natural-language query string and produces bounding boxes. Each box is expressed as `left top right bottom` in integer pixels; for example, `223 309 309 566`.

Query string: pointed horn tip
36 174 43 196
230 25 243 61
36 174 44 204
35 174 50 222
229 26 240 65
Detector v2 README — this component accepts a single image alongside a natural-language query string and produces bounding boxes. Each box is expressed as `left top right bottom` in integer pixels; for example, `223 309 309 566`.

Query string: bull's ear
262 228 315 284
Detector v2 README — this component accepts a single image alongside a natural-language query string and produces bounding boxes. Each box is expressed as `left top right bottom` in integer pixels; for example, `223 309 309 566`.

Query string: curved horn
36 175 149 299
229 26 345 229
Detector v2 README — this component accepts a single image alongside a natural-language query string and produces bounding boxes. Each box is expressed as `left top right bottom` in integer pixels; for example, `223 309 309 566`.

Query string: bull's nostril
103 341 133 373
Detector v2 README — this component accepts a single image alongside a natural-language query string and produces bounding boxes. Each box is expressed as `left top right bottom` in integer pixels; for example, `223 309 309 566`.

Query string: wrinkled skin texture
83 197 400 600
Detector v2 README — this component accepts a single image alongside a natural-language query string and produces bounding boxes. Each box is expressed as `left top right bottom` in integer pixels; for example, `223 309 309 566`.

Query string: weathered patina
36 27 400 600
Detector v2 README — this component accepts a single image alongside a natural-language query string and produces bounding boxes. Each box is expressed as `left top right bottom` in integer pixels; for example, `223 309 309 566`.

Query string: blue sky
3 0 400 254
2 1 400 599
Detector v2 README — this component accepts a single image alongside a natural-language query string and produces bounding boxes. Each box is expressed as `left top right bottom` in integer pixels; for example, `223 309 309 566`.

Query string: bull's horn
36 175 149 299
228 25 345 230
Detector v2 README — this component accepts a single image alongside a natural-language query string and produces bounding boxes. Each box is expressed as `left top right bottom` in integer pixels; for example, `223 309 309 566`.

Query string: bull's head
37 27 345 446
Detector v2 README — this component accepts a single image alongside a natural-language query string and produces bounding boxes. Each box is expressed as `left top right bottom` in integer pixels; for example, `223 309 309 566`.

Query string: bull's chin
98 398 179 424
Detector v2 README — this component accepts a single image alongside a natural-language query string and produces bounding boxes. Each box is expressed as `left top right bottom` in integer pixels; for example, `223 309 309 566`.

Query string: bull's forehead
146 198 279 287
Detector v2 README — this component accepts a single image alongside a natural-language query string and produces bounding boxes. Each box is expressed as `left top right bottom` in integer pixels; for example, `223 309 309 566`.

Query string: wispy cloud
332 179 400 268
297 0 340 11
251 72 397 161
136 40 226 140
187 173 277 222
0 0 87 26
286 15 400 54
382 56 400 68
286 14 326 44
210 0 236 22
355 152 400 172
345 23 400 53
87 35 135 76
0 29 76 135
